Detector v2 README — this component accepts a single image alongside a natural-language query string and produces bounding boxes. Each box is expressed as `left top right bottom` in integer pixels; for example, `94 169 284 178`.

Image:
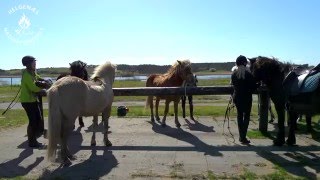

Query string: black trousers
234 97 252 141
21 102 44 144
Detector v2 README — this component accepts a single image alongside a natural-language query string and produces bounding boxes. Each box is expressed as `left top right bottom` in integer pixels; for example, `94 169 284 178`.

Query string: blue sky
1 0 319 70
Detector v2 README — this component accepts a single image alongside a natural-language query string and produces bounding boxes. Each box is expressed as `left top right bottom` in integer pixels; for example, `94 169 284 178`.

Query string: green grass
0 109 28 129
247 129 275 139
207 166 306 180
0 109 48 129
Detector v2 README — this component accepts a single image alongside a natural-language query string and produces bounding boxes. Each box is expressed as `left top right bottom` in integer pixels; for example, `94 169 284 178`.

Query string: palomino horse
57 60 89 127
249 56 292 146
146 60 193 128
181 74 198 120
47 62 116 164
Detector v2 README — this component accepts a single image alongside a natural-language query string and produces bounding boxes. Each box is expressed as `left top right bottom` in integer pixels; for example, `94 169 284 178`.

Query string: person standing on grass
231 55 257 144
20 56 47 148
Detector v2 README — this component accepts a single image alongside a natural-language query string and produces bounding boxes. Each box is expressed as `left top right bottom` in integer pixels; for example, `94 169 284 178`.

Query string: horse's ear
69 63 72 66
248 58 256 65
177 60 181 65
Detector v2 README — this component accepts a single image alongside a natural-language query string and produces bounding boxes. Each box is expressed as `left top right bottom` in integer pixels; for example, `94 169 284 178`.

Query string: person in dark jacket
231 55 257 144
20 56 47 148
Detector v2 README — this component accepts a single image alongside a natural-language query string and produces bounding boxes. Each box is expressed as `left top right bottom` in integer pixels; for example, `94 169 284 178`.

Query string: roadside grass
207 166 306 180
247 129 276 140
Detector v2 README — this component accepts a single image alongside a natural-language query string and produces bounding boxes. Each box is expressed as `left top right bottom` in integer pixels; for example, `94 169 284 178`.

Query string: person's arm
231 72 236 86
24 73 42 93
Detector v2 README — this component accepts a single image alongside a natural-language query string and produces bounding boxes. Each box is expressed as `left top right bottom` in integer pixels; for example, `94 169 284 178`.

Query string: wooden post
258 85 269 133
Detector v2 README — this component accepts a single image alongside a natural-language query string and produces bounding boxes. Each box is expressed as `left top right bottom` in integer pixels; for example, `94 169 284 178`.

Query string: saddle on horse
283 63 320 96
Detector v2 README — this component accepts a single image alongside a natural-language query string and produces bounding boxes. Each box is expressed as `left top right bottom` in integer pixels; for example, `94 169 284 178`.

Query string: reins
2 86 21 115
223 95 235 143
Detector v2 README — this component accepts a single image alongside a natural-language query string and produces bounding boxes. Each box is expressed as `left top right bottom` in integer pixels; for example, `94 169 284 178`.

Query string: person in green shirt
20 56 47 148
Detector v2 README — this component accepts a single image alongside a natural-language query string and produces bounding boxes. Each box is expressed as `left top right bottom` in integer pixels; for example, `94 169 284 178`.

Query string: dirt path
0 117 319 179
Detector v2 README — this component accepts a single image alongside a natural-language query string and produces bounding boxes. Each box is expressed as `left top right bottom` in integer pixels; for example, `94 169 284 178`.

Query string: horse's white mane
91 61 117 79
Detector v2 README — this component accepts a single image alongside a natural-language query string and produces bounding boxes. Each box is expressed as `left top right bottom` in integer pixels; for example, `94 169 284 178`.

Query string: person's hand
35 89 47 97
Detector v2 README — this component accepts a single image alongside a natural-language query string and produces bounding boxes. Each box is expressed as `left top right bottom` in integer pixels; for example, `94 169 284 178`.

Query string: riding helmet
236 55 247 66
22 56 36 66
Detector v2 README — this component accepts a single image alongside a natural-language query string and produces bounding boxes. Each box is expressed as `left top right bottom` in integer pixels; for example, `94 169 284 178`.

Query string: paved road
0 116 319 179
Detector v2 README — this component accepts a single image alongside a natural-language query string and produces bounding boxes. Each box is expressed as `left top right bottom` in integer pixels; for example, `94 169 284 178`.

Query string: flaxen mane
91 62 117 81
153 60 191 85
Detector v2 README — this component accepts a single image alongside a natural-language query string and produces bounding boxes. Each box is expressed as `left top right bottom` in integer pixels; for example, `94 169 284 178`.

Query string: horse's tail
47 86 62 161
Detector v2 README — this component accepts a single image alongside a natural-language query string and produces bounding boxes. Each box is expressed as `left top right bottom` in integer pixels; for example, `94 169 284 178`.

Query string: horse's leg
273 101 286 146
102 107 112 146
79 116 84 127
174 99 181 128
91 116 98 146
287 111 298 145
61 121 74 165
306 115 312 133
181 96 186 118
148 96 155 122
188 95 195 121
155 97 160 121
161 100 170 127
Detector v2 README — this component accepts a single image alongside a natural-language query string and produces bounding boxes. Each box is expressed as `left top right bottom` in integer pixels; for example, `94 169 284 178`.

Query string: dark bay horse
57 60 88 127
146 60 193 128
284 64 320 145
249 56 292 146
181 74 198 120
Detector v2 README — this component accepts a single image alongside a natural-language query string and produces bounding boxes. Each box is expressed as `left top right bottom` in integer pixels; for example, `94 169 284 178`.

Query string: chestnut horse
146 60 193 128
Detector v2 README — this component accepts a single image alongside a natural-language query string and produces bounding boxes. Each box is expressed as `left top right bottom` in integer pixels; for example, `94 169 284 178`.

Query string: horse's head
185 74 198 86
70 60 88 80
249 56 291 88
176 59 193 81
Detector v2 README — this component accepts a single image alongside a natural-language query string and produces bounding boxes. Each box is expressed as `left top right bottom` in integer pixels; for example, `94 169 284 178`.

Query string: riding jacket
20 69 42 103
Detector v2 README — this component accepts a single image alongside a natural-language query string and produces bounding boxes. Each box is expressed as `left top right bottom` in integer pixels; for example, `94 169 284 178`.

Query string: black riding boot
28 125 40 147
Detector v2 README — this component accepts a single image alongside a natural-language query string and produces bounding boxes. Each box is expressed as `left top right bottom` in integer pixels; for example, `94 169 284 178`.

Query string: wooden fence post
258 85 269 133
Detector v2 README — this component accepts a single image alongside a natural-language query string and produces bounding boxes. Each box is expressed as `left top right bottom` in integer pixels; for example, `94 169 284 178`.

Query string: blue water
0 74 231 86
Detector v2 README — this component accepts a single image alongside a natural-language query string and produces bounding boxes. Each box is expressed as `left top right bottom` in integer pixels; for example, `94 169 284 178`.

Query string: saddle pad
300 72 320 93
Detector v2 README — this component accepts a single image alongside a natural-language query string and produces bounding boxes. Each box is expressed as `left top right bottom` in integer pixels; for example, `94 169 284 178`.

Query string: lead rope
223 95 235 143
2 86 21 115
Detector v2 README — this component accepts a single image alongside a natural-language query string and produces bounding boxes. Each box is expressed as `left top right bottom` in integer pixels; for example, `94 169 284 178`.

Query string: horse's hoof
161 123 167 128
105 140 112 147
176 123 181 128
286 138 296 146
91 142 96 146
79 123 84 128
68 154 76 160
62 159 72 167
273 139 285 146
